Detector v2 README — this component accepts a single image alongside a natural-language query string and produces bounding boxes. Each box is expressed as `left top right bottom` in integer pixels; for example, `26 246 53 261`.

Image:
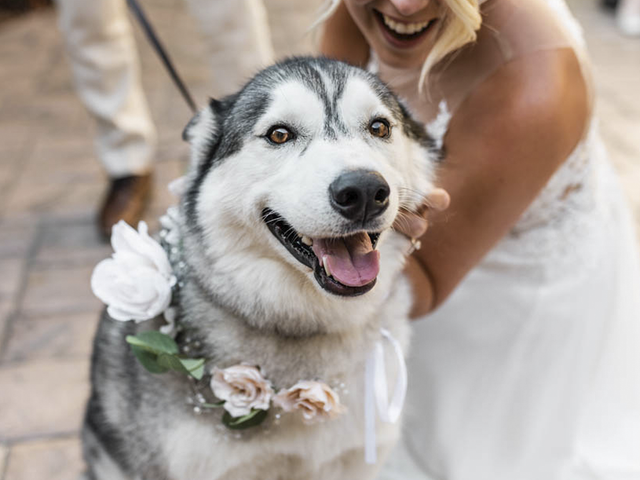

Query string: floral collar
91 211 346 430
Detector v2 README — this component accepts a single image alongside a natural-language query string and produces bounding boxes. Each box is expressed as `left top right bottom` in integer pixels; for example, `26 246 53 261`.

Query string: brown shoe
97 173 152 240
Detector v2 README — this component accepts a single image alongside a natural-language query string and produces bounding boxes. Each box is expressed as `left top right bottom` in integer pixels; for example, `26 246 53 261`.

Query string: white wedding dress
373 1 640 479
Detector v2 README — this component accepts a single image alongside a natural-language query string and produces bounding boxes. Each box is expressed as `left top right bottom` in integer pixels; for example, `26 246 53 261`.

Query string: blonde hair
314 0 483 91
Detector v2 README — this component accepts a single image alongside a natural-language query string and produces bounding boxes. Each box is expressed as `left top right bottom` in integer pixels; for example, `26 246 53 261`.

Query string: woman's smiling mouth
374 9 438 49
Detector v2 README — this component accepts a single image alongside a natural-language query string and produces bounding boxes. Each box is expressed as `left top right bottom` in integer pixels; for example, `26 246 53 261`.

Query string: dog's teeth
322 255 332 277
301 236 313 246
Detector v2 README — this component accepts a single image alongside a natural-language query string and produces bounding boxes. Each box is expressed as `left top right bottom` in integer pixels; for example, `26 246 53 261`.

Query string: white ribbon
364 328 408 464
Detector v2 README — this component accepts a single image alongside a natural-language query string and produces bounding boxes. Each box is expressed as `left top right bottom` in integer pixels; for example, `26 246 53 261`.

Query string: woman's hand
393 188 450 320
393 188 451 241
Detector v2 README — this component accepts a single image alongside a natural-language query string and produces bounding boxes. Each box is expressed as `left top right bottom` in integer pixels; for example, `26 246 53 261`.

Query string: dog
83 57 441 480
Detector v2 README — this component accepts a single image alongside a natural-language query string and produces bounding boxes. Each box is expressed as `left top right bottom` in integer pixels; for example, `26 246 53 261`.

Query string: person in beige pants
56 0 317 237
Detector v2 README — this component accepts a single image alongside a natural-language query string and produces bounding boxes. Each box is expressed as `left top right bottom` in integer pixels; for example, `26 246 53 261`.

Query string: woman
321 1 640 479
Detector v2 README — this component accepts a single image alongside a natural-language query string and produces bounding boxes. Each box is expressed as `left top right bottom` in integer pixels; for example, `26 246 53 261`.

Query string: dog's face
182 58 438 334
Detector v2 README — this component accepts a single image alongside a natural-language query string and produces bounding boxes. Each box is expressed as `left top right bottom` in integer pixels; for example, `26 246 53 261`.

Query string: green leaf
130 346 168 374
127 332 206 380
222 409 269 430
126 331 179 355
179 358 206 380
157 353 190 375
201 401 225 409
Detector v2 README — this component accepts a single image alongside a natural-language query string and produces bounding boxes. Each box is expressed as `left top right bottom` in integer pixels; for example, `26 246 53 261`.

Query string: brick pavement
0 1 638 478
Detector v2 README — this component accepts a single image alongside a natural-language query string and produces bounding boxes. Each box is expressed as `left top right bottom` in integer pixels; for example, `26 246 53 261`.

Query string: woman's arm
320 2 370 67
409 48 589 317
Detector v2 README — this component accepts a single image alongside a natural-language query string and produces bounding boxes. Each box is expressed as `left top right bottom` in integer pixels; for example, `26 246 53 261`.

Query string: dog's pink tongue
312 233 380 287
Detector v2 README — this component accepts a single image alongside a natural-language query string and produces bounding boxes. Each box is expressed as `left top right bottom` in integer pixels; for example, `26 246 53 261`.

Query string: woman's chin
372 40 428 70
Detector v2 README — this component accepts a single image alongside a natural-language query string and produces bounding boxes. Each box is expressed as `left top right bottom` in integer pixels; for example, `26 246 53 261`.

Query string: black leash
126 0 198 114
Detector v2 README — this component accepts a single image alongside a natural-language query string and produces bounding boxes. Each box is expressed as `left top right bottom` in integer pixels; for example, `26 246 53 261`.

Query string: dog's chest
161 321 408 480
166 277 413 479
161 368 375 480
197 314 377 385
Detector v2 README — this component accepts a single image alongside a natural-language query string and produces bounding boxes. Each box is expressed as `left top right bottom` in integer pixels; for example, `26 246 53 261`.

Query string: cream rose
91 221 176 322
210 365 274 418
273 380 345 424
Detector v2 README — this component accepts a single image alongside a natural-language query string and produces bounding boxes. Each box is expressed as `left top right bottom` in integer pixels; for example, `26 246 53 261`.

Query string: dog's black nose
329 170 390 223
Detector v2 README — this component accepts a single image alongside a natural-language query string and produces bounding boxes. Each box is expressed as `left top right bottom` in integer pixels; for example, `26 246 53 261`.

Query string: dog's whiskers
283 225 299 239
398 187 426 206
392 214 414 233
261 212 287 227
263 218 283 227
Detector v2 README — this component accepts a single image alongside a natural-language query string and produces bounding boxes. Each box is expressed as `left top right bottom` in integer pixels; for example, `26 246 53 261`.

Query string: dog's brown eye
369 119 390 139
268 127 292 145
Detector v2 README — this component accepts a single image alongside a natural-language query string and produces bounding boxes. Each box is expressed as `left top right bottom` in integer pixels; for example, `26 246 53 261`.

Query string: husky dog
83 57 440 480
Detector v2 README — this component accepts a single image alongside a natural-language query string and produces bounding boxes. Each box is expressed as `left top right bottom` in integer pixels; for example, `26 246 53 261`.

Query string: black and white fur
83 57 440 480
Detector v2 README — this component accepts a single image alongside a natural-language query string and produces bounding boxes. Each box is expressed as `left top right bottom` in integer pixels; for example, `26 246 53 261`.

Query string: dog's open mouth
263 209 381 297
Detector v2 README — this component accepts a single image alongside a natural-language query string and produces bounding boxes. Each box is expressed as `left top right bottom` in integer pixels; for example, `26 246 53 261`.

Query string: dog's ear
182 98 225 168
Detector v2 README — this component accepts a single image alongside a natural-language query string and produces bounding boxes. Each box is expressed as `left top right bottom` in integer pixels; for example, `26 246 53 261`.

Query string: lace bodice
493 120 609 275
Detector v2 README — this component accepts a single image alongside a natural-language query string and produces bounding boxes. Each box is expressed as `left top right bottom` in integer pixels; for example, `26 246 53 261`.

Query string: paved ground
0 1 639 478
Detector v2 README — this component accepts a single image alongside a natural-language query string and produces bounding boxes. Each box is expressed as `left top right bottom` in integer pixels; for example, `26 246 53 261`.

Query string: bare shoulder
447 47 590 169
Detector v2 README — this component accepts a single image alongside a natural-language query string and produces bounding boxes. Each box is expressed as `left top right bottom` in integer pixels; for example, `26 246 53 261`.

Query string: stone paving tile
0 219 38 261
0 92 88 139
33 219 110 269
154 101 198 140
149 158 186 199
0 258 25 355
0 300 16 359
2 312 99 363
0 257 25 354
1 137 104 220
0 150 25 190
569 25 640 228
0 443 7 478
0 222 36 259
155 141 190 166
4 437 84 480
20 265 101 317
0 358 89 441
265 0 324 57
596 102 640 164
0 259 26 302
0 123 30 152
618 171 640 213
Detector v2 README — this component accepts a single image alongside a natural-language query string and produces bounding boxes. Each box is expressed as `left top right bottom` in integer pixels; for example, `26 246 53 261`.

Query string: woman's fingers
394 187 450 239
425 188 451 212
397 210 429 238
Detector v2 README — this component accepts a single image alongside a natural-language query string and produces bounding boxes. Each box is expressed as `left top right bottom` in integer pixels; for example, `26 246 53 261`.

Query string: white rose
273 380 345 424
159 206 181 246
210 365 274 418
91 221 176 322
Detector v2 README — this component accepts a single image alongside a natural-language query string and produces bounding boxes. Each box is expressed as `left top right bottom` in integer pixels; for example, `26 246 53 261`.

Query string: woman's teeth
382 13 430 35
